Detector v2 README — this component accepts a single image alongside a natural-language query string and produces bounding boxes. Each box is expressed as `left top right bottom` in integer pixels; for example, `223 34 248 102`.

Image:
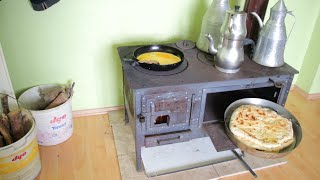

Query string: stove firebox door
142 92 193 134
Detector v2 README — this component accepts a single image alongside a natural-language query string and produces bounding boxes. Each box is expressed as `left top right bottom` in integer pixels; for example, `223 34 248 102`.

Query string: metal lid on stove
176 40 195 50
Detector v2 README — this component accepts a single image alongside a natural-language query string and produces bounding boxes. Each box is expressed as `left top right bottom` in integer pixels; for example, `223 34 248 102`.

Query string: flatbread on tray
229 105 294 152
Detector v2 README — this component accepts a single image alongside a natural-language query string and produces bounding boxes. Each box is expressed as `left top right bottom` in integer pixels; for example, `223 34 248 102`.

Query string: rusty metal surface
117 44 298 90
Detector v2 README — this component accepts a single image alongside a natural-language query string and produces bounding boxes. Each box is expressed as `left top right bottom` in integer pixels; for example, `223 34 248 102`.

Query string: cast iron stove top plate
203 122 237 152
134 59 188 76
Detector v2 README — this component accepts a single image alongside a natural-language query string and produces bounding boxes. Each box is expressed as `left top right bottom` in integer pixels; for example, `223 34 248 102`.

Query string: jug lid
271 0 287 12
226 6 246 15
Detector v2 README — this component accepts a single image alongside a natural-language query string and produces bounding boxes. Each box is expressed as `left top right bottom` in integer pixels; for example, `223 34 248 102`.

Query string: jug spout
250 12 264 28
205 34 218 55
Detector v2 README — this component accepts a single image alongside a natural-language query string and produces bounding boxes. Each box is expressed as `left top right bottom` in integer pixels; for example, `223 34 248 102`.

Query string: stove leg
135 138 144 171
136 154 143 172
135 122 144 172
124 107 129 124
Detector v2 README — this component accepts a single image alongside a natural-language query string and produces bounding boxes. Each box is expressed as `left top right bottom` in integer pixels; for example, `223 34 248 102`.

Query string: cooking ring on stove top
134 59 188 76
197 51 214 66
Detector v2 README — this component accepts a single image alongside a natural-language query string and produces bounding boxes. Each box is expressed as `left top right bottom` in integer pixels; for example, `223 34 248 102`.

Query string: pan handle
123 57 139 67
231 149 258 178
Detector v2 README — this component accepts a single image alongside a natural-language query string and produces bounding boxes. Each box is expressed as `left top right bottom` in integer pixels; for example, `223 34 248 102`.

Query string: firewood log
0 120 13 145
1 94 10 115
8 111 24 142
45 92 69 109
40 86 65 106
65 82 75 98
0 135 4 147
0 113 10 130
21 114 32 134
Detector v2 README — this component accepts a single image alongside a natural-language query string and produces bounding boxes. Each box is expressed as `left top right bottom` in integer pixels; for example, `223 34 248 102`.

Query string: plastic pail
18 84 73 146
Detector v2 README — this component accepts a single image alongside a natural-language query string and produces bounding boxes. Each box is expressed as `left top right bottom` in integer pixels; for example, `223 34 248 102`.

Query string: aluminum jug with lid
250 0 295 67
206 6 248 73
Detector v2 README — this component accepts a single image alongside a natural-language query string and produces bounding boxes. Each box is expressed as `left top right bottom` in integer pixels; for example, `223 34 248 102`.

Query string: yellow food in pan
137 52 181 65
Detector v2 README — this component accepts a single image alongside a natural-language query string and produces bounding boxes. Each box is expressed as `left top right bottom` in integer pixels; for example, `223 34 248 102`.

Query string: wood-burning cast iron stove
117 41 298 171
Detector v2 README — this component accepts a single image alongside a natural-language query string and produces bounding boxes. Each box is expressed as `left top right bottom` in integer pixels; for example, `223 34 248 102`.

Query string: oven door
142 91 192 134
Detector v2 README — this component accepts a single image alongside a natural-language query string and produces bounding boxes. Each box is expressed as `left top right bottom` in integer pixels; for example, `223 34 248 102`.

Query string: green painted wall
297 10 320 94
0 0 319 111
310 65 320 94
0 0 210 110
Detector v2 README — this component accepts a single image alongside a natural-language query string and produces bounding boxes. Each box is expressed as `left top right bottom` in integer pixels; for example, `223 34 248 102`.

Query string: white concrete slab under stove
141 137 242 177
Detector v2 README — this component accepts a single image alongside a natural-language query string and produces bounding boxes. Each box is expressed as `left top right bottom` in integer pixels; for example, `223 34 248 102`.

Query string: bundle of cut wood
0 95 32 148
40 82 75 110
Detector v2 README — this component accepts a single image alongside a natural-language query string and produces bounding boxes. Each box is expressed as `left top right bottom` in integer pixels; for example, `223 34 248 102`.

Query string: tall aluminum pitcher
251 0 294 67
196 0 229 53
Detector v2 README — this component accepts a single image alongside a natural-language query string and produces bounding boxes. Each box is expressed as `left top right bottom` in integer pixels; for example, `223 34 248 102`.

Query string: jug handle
287 11 296 41
243 38 255 58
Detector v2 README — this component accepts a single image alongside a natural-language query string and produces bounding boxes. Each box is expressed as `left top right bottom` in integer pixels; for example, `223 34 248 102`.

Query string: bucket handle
0 93 34 117
0 93 22 110
287 11 296 41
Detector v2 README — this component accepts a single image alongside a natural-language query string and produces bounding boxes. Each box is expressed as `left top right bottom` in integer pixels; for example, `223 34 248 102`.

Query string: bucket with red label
18 84 74 146
0 109 41 179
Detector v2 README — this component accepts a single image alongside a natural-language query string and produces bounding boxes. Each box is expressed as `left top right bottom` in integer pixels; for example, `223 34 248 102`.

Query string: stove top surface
118 40 298 90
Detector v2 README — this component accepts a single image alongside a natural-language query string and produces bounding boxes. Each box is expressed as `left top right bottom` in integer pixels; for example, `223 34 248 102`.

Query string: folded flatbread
230 105 294 152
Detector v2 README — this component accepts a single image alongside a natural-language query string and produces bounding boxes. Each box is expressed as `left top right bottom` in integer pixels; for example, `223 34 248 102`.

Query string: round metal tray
224 98 302 159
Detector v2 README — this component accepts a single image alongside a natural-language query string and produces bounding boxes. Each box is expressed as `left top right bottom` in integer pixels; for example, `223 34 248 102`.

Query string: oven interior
203 86 281 122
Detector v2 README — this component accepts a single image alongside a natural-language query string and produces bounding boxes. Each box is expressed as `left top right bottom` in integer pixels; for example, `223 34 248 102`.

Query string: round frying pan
129 45 184 71
224 98 302 159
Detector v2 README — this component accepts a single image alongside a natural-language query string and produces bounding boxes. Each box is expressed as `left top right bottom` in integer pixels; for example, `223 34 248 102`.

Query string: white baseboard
72 106 124 117
292 85 320 100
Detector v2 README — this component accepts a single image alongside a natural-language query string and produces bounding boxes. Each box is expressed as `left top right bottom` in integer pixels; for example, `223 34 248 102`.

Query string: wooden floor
35 89 320 180
35 114 121 180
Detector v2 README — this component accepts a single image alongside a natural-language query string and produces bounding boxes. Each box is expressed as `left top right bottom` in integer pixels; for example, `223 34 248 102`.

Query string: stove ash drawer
144 130 191 147
141 92 193 134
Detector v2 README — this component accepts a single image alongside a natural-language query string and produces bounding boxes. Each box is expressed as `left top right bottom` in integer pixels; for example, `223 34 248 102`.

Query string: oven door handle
137 113 145 123
269 78 284 88
157 136 181 145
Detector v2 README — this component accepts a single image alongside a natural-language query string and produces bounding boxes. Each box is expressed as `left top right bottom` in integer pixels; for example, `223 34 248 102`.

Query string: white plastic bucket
0 111 41 180
18 84 73 146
